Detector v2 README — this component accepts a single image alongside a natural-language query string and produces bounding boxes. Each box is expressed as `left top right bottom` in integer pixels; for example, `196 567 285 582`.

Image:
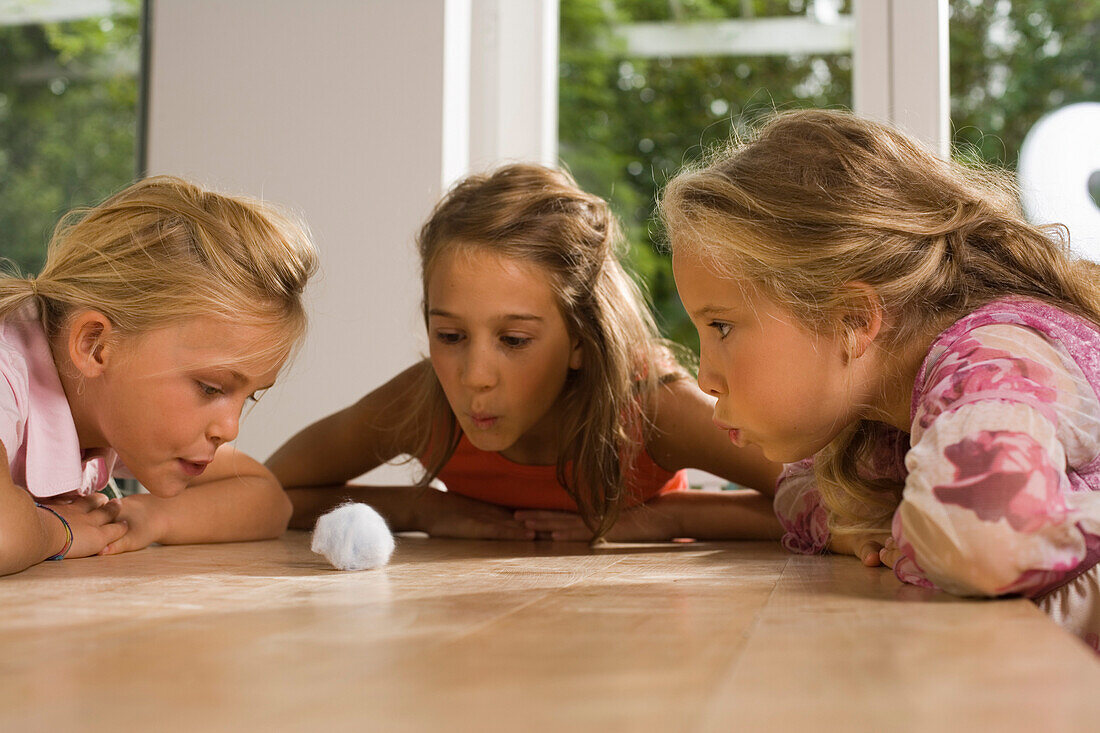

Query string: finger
72 492 109 510
859 541 885 567
98 522 131 555
513 510 572 521
471 521 535 541
492 525 536 541
522 517 587 532
879 544 902 569
550 528 593 542
94 498 123 523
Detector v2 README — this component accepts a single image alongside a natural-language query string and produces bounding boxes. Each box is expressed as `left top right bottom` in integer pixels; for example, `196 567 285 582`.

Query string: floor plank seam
442 553 633 643
692 553 791 731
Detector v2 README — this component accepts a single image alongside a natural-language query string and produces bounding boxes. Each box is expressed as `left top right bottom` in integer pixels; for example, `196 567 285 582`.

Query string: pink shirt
0 302 120 498
773 298 1100 650
774 298 1100 599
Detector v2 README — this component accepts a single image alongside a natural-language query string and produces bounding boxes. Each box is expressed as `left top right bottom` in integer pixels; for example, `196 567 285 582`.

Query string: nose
206 404 241 446
460 340 498 391
696 345 726 397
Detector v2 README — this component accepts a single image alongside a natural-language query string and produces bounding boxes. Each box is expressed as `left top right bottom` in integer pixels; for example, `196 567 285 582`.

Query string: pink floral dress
775 297 1100 649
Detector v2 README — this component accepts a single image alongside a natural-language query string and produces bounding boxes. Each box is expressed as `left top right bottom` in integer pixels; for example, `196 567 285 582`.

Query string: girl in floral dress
662 108 1100 649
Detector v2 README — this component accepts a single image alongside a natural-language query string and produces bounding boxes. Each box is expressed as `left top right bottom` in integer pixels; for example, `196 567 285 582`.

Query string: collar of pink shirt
3 303 119 498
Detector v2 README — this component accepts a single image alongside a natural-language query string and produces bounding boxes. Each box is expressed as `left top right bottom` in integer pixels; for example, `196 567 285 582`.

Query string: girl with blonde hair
270 163 779 542
0 176 317 575
663 108 1100 648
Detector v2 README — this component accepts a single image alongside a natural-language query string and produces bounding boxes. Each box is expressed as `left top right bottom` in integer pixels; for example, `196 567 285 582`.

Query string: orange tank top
434 434 688 510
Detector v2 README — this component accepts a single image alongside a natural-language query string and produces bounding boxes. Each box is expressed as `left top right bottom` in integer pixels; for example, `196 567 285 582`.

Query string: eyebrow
691 305 736 319
218 369 275 391
428 308 544 323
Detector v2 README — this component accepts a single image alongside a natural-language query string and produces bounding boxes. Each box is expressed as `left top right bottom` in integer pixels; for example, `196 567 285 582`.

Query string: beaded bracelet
36 504 73 561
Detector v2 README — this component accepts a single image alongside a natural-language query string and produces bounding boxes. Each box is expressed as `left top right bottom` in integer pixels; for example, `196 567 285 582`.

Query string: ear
838 282 883 361
569 338 583 370
67 310 116 378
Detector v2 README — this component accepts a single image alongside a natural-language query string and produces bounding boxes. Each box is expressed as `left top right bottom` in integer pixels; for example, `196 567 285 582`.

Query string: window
949 0 1096 169
559 0 853 350
949 0 1099 258
0 0 144 275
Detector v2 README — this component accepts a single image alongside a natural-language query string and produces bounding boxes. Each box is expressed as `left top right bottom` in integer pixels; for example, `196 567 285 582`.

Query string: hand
514 504 679 542
418 490 535 540
828 530 893 567
513 509 592 541
41 494 128 558
99 494 168 555
878 536 901 569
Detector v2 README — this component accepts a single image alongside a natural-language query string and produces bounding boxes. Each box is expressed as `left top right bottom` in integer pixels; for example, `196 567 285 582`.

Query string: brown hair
661 108 1100 535
403 163 686 537
0 175 318 372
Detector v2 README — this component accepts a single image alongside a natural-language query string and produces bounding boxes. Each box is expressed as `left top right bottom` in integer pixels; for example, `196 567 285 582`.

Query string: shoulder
355 359 434 413
0 319 31 460
310 359 439 457
361 359 447 455
913 315 1082 436
0 315 31 406
649 375 710 432
910 302 1100 469
917 298 1100 400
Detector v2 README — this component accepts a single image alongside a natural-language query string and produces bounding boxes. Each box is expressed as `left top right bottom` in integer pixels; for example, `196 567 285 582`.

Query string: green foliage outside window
560 0 1098 352
560 0 853 350
950 0 1098 168
0 0 1094 349
0 0 141 275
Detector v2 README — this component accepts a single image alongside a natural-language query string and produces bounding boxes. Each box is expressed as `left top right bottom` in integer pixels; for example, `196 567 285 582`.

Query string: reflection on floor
2 532 1097 732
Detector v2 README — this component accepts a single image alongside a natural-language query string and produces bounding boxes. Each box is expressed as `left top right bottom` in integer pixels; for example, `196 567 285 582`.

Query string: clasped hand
828 530 901 568
40 492 165 557
417 490 676 542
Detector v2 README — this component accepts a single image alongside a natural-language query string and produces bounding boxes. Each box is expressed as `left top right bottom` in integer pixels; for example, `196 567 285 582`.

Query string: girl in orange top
268 164 781 542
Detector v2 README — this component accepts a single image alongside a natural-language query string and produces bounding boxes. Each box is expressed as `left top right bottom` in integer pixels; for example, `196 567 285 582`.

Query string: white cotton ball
311 502 395 571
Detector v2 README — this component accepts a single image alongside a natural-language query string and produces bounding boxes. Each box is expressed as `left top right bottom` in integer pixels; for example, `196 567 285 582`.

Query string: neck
498 401 565 466
863 332 936 434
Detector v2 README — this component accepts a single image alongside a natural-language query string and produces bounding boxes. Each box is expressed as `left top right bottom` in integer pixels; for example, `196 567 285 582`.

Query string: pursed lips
467 412 500 429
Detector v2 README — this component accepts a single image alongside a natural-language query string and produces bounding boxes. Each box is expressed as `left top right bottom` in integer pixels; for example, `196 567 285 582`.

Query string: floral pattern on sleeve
774 428 908 555
774 459 829 555
886 510 936 588
915 335 1057 431
934 430 1068 533
897 320 1100 598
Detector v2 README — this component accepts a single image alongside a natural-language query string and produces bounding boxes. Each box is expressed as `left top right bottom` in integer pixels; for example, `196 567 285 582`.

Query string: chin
133 471 189 498
462 431 513 453
761 443 815 465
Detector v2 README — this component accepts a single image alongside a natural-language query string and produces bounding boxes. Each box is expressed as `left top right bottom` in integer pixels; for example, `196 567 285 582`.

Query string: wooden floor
2 532 1098 732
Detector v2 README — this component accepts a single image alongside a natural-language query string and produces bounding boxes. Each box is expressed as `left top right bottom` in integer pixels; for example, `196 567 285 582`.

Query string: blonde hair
404 163 686 538
661 108 1100 535
0 175 318 371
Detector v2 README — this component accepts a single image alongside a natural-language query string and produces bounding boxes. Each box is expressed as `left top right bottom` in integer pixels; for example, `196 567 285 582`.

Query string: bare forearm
647 490 782 541
266 367 427 490
286 485 431 532
648 381 782 496
266 426 378 489
133 475 293 545
0 490 64 575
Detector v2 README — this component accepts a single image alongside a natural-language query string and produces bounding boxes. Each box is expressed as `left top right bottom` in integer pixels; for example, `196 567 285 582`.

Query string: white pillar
467 0 559 173
146 0 467 465
853 0 949 157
